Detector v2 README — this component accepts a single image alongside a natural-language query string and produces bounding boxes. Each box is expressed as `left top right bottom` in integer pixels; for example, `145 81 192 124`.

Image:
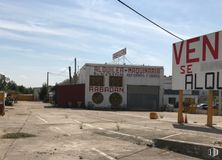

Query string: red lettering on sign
187 64 192 74
180 65 193 74
89 86 124 93
173 41 184 65
89 86 93 92
180 66 185 74
186 37 200 63
202 32 219 61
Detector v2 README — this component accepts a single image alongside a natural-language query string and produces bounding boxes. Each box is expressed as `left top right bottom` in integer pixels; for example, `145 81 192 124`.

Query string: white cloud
0 20 62 36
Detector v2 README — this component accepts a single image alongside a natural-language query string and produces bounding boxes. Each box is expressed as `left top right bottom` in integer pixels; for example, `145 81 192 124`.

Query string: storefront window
89 76 104 86
109 76 123 87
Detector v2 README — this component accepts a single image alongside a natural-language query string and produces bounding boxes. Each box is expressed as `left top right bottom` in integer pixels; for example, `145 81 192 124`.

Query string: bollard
150 112 159 119
184 114 188 123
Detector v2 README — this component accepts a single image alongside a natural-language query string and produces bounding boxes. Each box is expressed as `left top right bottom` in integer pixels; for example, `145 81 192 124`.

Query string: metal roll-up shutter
127 85 159 111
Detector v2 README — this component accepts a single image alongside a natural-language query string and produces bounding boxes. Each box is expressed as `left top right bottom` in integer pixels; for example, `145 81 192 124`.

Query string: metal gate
127 85 159 111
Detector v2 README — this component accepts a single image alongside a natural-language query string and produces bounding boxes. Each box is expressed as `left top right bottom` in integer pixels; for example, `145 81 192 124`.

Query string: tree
0 74 34 94
6 80 17 91
39 83 48 101
0 74 7 91
18 85 26 93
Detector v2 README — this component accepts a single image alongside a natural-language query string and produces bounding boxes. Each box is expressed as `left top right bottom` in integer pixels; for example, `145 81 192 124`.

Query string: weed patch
2 132 36 139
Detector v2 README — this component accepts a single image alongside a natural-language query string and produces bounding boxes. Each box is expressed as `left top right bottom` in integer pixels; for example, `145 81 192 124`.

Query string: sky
0 0 221 87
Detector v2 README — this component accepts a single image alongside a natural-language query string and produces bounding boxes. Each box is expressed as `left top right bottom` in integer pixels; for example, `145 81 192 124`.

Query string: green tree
18 85 26 93
39 83 48 101
0 75 7 90
27 87 33 94
6 81 18 91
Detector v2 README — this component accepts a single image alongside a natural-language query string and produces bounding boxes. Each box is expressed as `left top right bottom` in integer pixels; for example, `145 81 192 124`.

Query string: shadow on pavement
173 123 222 135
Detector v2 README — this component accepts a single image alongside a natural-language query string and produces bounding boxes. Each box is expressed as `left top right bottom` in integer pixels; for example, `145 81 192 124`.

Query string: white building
33 88 41 101
79 63 164 110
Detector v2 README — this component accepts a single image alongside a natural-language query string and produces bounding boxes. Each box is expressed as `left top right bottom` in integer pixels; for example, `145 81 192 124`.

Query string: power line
116 0 184 41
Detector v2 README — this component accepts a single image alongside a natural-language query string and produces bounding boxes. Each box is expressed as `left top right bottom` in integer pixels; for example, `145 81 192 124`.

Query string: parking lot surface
2 101 220 160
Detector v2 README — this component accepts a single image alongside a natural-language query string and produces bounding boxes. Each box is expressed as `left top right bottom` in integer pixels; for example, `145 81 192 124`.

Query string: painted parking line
52 126 71 136
161 133 183 140
73 119 153 145
110 112 148 119
36 115 48 123
73 120 82 124
92 148 116 160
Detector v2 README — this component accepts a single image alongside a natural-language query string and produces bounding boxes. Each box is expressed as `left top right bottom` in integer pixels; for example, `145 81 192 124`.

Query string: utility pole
46 72 49 102
74 58 77 84
68 66 72 84
47 72 49 87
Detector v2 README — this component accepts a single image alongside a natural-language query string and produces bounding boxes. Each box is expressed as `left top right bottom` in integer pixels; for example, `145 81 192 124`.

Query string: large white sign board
172 31 222 90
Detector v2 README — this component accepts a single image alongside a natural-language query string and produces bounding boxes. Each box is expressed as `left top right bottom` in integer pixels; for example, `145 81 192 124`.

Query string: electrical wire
116 0 184 41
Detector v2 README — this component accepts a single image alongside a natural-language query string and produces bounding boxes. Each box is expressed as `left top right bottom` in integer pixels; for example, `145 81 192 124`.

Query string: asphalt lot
1 101 218 160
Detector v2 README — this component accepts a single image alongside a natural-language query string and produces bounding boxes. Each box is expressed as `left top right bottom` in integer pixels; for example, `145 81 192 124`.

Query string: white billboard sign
113 48 126 60
172 31 222 90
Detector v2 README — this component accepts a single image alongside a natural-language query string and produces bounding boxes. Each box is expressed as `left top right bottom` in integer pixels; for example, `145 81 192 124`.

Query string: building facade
79 63 164 110
163 76 199 106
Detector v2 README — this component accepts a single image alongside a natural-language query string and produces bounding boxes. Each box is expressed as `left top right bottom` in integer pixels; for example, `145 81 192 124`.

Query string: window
89 76 104 86
109 76 123 87
168 97 176 105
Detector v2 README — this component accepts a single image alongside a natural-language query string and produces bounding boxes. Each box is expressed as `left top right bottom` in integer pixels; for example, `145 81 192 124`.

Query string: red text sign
172 31 222 90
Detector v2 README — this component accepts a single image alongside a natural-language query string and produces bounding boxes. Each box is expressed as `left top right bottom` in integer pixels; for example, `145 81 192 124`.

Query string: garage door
127 85 159 111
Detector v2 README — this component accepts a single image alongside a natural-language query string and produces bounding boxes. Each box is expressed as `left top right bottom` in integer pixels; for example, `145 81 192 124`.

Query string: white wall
80 63 164 108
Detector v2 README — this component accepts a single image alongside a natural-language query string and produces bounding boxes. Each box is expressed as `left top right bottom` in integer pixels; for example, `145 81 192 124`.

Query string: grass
2 132 36 139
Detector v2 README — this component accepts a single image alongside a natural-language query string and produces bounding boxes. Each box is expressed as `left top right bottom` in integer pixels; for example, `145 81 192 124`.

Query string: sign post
178 90 184 123
172 31 222 126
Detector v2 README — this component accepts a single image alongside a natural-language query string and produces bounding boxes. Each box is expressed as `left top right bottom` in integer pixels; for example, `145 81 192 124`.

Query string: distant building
79 63 164 110
163 76 199 106
33 88 41 101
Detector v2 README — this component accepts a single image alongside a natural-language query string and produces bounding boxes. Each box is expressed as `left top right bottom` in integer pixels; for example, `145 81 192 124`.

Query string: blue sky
0 0 221 87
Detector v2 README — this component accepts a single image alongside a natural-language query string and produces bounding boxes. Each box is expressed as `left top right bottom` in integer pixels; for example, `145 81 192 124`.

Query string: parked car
197 103 208 110
5 95 14 106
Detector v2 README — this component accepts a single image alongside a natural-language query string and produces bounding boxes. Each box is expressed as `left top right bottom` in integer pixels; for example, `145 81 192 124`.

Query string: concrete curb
95 130 154 147
154 138 222 160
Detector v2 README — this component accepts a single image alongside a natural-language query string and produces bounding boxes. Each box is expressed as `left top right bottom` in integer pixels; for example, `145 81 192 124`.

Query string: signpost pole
207 90 213 127
178 90 183 123
219 90 221 116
